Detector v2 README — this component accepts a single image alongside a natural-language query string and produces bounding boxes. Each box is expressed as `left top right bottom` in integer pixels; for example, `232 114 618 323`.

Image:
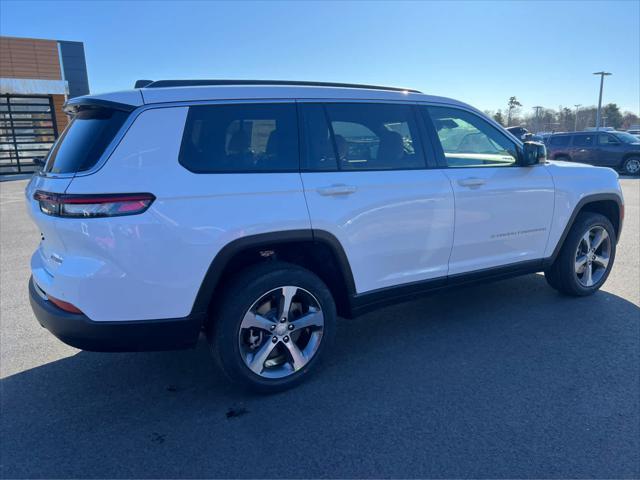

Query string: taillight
33 191 155 218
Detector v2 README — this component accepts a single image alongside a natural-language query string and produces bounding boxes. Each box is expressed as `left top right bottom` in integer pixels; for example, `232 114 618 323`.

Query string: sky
1 0 639 114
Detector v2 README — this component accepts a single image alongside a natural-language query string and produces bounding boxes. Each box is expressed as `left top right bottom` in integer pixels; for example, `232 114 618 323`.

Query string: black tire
544 212 616 296
621 156 640 176
208 261 336 393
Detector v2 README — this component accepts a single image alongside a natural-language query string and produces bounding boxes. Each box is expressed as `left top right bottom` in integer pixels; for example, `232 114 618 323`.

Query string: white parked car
26 80 624 391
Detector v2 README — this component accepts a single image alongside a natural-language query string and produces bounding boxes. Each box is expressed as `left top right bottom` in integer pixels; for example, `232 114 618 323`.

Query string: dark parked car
546 131 640 175
506 126 528 140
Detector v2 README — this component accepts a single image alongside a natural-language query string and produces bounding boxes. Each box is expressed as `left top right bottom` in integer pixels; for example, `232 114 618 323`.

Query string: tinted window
179 103 298 173
549 135 571 147
44 108 129 174
598 134 620 145
302 103 425 171
612 131 640 143
573 134 594 146
425 107 518 167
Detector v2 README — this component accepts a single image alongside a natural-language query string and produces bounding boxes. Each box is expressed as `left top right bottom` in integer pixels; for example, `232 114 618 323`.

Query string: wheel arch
546 193 623 266
190 230 356 321
622 152 640 161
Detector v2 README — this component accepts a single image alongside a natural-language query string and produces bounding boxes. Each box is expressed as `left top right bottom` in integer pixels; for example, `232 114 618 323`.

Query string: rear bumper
29 277 204 352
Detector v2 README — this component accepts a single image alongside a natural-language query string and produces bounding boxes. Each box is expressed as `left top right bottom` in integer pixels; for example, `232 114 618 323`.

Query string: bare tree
506 96 522 127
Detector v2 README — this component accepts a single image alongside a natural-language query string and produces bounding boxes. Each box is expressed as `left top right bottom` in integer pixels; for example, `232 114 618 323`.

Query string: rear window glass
549 135 570 147
300 103 425 171
179 103 298 173
44 108 129 174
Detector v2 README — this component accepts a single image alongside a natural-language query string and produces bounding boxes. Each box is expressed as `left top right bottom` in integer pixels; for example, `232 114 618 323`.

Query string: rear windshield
44 107 129 174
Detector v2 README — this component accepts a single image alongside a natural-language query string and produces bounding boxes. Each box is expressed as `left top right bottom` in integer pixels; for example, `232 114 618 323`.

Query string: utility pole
574 104 581 131
532 106 543 133
593 71 612 130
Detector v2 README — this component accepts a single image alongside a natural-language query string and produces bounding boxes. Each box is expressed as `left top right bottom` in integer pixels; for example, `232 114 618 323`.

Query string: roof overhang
0 78 68 96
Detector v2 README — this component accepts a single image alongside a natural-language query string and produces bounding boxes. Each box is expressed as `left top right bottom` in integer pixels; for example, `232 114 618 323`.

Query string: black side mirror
522 141 546 166
33 158 46 170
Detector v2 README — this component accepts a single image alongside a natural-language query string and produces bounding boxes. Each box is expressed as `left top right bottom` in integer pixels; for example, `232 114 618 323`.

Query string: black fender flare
189 229 356 318
544 193 623 268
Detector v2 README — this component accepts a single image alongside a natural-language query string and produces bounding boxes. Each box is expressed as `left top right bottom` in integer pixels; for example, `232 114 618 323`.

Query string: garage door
0 94 59 174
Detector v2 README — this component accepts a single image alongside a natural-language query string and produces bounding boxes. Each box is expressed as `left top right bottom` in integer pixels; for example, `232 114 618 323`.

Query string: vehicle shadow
2 273 639 479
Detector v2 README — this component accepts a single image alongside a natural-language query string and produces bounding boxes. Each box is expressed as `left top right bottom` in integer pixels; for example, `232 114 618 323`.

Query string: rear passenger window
301 103 425 171
179 103 298 173
549 135 570 147
424 106 518 168
573 134 594 146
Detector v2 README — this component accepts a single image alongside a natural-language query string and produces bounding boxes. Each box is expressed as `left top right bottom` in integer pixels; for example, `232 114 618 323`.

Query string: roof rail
140 79 421 93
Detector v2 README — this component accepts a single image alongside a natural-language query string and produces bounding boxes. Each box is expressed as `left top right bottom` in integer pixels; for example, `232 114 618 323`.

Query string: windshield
612 132 640 144
44 107 129 174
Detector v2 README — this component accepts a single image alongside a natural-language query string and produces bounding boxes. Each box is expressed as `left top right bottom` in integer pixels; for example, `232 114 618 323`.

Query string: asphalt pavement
1 178 638 479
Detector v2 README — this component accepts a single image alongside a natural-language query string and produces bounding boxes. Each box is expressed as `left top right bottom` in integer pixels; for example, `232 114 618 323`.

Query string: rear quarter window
179 103 299 173
44 107 129 174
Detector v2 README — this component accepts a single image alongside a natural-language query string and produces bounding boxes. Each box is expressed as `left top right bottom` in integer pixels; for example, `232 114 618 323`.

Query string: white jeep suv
26 80 624 392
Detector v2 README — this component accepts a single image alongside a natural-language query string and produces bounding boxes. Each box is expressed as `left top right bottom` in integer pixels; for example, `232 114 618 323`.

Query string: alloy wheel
574 226 611 287
238 286 324 379
624 158 640 175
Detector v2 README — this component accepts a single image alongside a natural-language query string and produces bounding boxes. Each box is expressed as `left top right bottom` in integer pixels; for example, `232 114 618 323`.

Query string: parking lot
1 177 638 478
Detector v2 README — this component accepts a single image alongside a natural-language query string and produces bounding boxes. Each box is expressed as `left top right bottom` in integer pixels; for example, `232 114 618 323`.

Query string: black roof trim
63 98 137 114
142 79 421 93
134 79 154 89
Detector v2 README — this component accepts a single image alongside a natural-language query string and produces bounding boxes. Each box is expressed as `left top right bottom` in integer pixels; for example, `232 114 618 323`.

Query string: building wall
0 37 62 80
58 41 89 98
51 94 67 134
1 36 90 135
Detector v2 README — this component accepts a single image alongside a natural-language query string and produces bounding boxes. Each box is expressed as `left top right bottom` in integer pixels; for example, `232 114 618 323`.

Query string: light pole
574 104 581 131
593 71 612 130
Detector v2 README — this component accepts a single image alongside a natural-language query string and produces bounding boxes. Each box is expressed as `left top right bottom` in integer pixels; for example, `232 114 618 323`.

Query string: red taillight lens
34 191 155 218
48 295 83 314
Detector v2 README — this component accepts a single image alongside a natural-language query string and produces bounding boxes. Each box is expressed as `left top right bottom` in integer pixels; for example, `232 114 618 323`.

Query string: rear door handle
317 184 357 196
457 177 486 188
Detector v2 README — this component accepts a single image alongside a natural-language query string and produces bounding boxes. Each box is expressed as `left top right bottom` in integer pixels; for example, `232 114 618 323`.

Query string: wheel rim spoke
592 229 608 250
594 254 609 269
284 340 306 371
581 231 592 250
280 286 297 321
248 339 277 374
575 255 588 273
292 309 324 331
583 263 593 286
241 311 275 331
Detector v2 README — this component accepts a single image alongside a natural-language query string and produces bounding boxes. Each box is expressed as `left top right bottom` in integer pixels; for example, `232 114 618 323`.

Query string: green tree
493 110 505 126
602 103 623 129
506 96 522 126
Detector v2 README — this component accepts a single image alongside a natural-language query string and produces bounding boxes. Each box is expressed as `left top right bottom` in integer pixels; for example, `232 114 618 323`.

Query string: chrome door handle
457 177 486 188
317 184 357 196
